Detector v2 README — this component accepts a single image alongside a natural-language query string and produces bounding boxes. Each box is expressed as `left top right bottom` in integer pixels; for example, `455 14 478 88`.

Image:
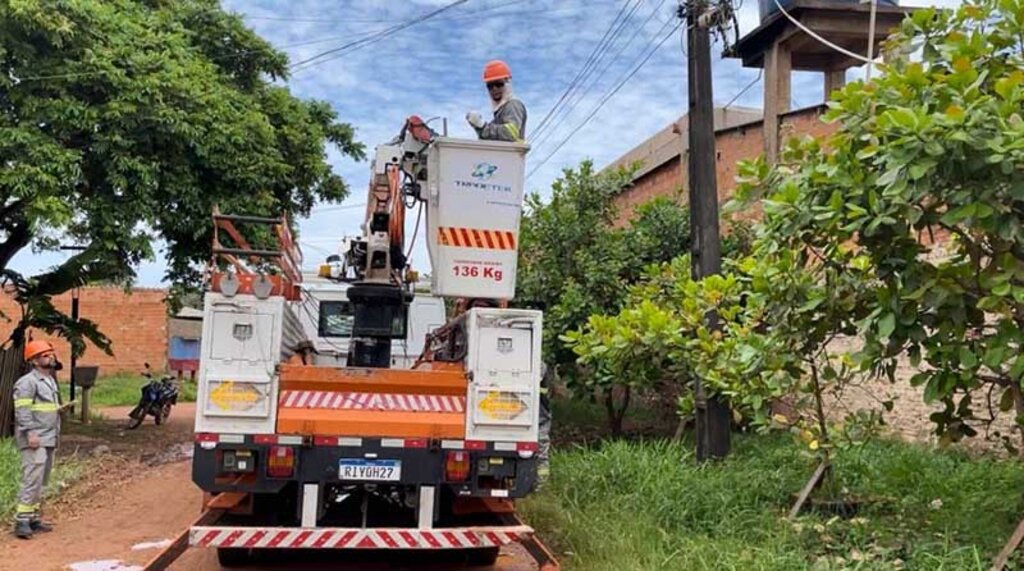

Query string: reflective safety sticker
207 380 266 414
477 391 527 422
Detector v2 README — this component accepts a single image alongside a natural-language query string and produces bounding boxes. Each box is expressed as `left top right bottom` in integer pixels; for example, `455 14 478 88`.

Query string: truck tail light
267 446 294 478
445 451 471 481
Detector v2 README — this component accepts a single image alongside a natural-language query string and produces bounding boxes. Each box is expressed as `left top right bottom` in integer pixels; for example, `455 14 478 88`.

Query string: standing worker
12 340 63 539
466 60 527 143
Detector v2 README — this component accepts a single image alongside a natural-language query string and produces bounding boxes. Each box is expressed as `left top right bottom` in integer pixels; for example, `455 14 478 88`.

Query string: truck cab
296 275 446 369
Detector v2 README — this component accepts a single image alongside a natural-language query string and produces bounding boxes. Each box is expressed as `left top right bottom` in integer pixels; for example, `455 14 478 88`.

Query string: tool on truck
179 116 557 569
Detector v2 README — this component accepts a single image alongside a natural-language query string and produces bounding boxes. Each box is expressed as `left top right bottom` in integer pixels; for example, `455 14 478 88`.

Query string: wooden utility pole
683 0 731 461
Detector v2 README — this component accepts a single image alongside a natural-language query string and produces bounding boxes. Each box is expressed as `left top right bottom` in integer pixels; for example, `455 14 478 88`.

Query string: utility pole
682 0 731 461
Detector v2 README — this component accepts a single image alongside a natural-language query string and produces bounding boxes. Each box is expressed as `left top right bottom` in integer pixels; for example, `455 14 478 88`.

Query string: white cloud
12 0 964 285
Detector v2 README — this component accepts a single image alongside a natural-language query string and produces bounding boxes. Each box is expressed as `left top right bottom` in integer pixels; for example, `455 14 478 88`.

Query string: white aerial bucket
424 138 529 300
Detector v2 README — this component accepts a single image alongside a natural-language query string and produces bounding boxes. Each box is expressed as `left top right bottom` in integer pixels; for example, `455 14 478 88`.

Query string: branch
0 220 31 271
941 223 995 259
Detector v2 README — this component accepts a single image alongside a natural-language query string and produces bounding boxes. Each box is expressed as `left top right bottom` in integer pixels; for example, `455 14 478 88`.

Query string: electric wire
13 28 390 83
530 0 644 145
529 0 650 150
770 0 875 64
288 0 470 75
405 202 425 262
530 0 666 154
532 0 643 145
528 0 635 143
526 19 682 181
242 0 534 25
309 202 368 214
723 70 762 109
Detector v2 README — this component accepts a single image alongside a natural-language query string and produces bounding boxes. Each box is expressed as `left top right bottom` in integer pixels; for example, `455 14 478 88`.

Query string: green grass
58 374 197 408
0 438 85 520
523 405 1024 570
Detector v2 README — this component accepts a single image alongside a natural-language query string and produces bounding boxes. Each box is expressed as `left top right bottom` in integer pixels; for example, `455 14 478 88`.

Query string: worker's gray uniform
12 369 61 522
475 99 527 143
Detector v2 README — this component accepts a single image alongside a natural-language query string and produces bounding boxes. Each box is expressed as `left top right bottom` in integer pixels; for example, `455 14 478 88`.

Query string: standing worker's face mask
487 80 506 103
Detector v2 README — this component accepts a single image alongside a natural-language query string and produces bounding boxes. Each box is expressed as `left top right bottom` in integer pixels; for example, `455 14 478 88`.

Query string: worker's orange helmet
483 60 512 83
24 340 55 361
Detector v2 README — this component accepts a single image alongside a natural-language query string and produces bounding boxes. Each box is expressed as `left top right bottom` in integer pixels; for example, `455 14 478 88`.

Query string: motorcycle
127 362 179 429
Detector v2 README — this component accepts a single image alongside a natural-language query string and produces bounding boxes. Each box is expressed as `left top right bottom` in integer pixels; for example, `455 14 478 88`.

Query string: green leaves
1 0 363 310
878 313 896 340
735 0 1024 445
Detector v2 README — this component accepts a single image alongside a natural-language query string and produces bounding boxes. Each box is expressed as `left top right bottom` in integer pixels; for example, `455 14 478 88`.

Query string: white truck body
295 276 446 368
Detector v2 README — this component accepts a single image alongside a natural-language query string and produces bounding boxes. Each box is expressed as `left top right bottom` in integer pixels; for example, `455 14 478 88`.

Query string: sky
10 0 962 286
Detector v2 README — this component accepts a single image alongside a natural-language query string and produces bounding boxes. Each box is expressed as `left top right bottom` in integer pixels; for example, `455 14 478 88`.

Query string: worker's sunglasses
486 81 506 89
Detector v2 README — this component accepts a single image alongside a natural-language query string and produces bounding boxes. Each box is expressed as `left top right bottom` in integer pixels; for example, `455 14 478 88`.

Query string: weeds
0 438 85 520
59 374 197 408
521 433 1024 570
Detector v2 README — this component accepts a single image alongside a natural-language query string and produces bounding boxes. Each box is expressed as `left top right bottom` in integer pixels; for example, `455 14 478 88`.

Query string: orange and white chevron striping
280 391 466 413
437 226 517 250
189 525 532 549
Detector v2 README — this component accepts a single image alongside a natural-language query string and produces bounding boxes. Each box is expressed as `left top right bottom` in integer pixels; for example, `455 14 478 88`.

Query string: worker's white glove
466 111 484 129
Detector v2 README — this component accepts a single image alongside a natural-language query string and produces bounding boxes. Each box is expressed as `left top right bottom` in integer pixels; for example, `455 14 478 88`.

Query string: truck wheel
464 546 500 566
217 547 253 567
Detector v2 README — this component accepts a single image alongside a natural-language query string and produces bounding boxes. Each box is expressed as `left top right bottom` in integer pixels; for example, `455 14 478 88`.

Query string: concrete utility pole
682 0 731 461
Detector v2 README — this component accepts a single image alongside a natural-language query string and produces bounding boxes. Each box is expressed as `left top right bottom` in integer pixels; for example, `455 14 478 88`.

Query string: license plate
339 459 401 481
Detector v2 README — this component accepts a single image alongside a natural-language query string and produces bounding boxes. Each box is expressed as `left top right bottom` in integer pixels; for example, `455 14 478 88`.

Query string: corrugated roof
175 307 204 320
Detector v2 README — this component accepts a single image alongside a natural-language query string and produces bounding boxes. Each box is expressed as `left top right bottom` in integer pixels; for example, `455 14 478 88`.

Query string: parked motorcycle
127 363 179 429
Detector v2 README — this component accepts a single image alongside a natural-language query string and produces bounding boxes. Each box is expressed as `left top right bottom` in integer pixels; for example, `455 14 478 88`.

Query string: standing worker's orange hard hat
483 60 512 83
24 340 54 361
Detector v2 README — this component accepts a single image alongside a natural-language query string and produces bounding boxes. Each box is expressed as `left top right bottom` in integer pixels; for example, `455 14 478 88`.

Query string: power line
309 202 367 214
530 0 666 154
529 0 647 148
13 27 390 83
723 70 762 109
528 0 635 143
526 20 681 181
770 0 874 64
244 0 539 25
288 0 471 75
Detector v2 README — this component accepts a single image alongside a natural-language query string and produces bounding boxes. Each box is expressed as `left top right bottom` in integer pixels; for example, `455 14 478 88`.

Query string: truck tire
217 547 253 567
464 546 500 566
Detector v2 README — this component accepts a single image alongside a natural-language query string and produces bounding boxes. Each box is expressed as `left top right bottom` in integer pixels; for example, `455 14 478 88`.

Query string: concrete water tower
726 0 916 162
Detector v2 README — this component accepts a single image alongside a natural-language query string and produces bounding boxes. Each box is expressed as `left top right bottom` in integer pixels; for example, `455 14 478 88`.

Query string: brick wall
0 287 169 375
606 106 1004 449
612 106 837 223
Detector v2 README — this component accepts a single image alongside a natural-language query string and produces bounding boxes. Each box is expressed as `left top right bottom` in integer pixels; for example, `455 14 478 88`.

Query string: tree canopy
738 0 1024 448
1 0 363 350
515 162 693 375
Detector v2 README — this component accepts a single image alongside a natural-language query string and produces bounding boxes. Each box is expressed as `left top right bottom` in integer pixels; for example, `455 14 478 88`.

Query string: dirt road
0 404 537 571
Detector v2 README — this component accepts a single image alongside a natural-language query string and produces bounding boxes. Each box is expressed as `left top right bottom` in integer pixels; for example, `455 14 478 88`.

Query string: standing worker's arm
12 377 39 438
474 100 527 143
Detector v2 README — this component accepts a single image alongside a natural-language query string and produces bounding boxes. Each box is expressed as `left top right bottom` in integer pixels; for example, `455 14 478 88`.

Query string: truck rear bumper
189 524 533 549
191 433 538 498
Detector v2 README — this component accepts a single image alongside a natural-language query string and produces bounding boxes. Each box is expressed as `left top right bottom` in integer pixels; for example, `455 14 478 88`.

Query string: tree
737 0 1024 451
1 0 364 353
516 162 690 375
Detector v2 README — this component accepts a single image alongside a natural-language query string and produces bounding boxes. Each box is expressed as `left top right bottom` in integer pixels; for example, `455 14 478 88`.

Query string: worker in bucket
466 60 527 143
12 340 63 539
